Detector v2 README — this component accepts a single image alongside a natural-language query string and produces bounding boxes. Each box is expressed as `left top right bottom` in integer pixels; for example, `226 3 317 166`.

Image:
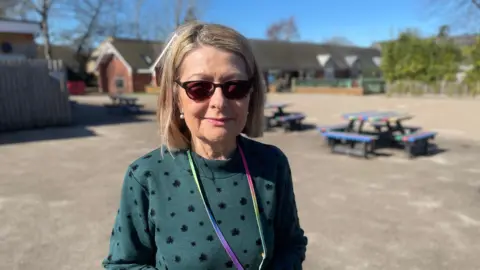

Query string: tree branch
472 0 480 9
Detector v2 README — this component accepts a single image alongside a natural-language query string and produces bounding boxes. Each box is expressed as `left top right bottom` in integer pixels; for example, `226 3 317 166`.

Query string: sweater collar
174 136 247 180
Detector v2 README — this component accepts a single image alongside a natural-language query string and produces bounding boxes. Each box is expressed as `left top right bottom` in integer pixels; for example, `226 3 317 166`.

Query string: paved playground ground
1 93 480 270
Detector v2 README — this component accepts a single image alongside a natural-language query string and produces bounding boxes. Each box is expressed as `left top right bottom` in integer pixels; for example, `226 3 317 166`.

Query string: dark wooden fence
0 59 72 132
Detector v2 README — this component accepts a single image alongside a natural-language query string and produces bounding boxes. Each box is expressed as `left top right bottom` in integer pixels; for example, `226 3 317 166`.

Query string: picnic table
341 110 413 136
264 102 306 132
104 94 144 114
318 110 437 158
264 102 290 117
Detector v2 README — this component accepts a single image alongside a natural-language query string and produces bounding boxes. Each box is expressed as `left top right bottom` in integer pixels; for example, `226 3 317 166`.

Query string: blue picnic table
264 102 305 132
318 110 437 159
265 102 290 116
341 110 413 135
104 94 144 114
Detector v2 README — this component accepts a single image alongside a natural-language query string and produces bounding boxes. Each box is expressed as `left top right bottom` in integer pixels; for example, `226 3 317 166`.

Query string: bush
380 29 464 84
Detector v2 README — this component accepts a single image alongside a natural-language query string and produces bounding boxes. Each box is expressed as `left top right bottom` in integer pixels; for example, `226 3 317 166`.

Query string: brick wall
102 56 132 94
132 73 152 92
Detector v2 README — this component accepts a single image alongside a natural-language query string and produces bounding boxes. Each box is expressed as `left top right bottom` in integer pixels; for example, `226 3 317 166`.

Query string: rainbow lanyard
187 146 266 270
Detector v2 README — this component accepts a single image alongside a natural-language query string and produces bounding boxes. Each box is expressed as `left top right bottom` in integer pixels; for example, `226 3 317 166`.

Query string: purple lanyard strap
187 146 266 269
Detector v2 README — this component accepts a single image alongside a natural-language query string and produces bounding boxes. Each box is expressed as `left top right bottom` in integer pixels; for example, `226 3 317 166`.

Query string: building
91 37 163 94
0 18 40 60
91 37 382 94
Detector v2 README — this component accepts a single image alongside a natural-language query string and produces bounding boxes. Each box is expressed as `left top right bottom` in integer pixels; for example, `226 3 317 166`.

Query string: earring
180 112 184 119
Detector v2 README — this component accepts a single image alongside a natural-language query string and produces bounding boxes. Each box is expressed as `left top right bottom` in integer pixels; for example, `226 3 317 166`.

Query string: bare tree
55 0 118 77
183 4 197 24
95 0 129 39
134 0 146 39
266 16 299 41
70 1 107 54
437 24 450 38
28 0 60 60
156 0 207 33
423 0 480 32
0 0 21 17
322 36 356 46
173 0 193 28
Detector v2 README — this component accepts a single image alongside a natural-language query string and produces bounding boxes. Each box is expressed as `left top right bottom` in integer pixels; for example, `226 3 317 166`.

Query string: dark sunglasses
175 79 253 101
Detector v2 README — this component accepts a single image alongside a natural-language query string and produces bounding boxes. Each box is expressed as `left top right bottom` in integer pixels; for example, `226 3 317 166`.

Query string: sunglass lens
185 81 213 100
224 81 251 99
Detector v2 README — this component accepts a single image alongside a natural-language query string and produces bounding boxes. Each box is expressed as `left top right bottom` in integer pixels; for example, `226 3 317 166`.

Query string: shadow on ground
264 123 317 134
0 101 155 145
373 139 449 158
71 101 155 126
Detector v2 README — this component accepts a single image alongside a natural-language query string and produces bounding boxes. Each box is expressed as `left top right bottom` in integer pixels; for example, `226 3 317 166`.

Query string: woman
103 22 307 270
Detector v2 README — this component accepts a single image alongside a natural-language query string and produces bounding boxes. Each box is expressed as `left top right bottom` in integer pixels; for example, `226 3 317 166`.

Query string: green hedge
380 27 480 84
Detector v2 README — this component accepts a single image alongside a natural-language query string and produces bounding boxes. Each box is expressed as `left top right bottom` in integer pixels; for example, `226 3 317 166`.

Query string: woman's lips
204 117 232 126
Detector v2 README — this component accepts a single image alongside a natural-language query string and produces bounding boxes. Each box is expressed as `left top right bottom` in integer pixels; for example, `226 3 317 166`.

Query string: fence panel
0 59 72 132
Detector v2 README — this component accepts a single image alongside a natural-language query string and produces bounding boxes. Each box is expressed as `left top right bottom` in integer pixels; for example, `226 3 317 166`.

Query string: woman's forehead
179 46 248 80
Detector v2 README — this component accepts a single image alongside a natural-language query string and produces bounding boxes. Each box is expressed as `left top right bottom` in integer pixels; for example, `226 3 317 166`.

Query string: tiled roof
110 38 164 70
249 39 380 72
101 37 382 73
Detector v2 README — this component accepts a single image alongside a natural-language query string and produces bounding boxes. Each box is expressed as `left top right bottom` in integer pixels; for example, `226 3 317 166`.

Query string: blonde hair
156 22 266 151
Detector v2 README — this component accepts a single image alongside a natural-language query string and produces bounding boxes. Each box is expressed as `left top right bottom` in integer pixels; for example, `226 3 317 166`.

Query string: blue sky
201 0 444 46
47 0 448 47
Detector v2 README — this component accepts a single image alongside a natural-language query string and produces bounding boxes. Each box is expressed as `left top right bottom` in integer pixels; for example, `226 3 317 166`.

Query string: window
305 70 316 79
322 59 336 80
1 42 13 53
142 54 152 64
115 77 125 89
324 67 335 79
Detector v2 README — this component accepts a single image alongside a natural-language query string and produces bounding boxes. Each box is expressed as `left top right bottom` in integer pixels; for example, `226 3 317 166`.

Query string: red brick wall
154 66 161 86
132 73 152 92
98 56 111 93
99 56 132 94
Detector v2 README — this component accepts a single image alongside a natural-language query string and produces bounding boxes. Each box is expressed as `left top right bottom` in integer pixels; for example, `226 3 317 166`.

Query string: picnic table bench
104 94 144 114
276 113 305 132
322 131 378 158
319 110 438 159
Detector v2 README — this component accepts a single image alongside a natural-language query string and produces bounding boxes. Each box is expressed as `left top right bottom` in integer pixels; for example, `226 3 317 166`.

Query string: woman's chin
202 129 236 143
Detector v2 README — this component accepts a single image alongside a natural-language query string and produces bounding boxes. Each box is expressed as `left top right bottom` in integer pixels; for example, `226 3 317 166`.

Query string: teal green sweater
103 136 307 269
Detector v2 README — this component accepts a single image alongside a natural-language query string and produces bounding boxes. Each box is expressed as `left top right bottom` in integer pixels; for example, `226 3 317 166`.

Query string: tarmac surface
1 93 479 270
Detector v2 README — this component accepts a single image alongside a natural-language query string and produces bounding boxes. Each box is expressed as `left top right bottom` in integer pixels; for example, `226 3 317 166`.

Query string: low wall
267 82 279 93
145 86 161 94
293 86 364 95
